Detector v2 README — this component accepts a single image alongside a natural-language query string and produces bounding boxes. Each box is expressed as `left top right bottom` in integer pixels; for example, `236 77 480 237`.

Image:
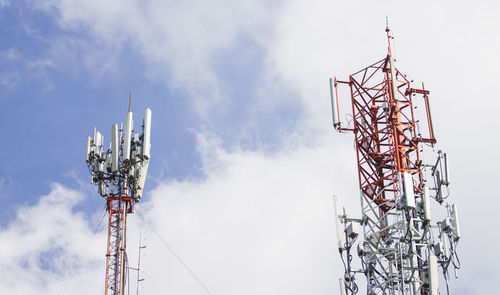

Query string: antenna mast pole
86 102 152 295
329 25 461 295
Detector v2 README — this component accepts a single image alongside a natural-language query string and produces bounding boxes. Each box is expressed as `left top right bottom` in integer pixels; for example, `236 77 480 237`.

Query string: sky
0 0 499 294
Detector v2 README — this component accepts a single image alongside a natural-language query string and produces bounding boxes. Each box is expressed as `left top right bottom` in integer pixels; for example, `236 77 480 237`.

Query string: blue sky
0 1 302 216
0 1 499 294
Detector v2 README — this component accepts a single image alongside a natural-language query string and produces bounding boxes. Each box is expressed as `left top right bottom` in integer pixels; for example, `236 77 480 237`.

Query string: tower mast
329 26 461 294
86 102 152 295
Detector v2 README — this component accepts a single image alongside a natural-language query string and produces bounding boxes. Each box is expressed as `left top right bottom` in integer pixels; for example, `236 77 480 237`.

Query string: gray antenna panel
111 124 119 172
123 112 133 162
143 108 152 159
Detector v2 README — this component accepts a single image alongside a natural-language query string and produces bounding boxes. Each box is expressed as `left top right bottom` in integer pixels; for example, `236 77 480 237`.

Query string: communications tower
329 26 461 294
86 100 152 295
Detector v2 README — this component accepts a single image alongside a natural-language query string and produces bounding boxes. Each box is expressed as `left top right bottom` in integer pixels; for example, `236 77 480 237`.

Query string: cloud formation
4 1 498 294
0 184 105 295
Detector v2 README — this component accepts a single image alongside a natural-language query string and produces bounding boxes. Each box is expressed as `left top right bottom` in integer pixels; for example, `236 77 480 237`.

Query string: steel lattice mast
86 103 151 295
329 26 461 295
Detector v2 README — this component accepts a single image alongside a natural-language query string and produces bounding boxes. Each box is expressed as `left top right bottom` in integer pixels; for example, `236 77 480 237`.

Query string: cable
58 204 107 295
126 252 131 295
135 207 215 295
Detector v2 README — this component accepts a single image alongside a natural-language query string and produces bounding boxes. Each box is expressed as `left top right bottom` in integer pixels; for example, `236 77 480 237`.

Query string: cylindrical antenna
444 153 449 184
329 78 339 129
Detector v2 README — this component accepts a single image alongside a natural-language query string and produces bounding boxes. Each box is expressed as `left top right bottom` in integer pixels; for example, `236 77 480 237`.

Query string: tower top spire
385 17 392 56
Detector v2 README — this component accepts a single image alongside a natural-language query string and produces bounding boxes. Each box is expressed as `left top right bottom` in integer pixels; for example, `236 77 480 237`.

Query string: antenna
111 124 119 172
385 16 392 56
332 195 343 251
86 136 92 163
328 26 461 295
86 99 152 295
123 111 133 163
127 234 146 295
136 235 146 295
142 108 151 159
329 78 339 129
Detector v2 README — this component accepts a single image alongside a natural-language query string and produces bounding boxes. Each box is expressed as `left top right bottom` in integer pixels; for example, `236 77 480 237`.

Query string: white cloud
0 184 105 295
0 48 55 89
127 132 360 294
32 0 281 116
259 2 500 293
16 0 500 294
0 134 359 295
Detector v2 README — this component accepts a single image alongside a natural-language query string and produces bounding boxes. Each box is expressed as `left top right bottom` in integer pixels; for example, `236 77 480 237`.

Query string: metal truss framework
359 191 428 295
105 195 133 295
336 51 434 212
331 27 460 295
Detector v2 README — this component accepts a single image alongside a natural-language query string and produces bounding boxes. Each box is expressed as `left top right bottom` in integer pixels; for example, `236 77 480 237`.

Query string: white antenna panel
428 253 439 295
451 204 461 240
136 160 149 200
94 131 101 147
332 195 343 250
123 112 133 162
111 124 119 172
86 136 92 163
440 231 449 257
95 131 103 156
402 172 415 208
444 153 449 184
339 278 347 295
143 108 152 159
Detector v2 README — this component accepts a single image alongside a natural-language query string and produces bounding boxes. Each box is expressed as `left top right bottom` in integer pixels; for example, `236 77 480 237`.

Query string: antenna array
86 107 152 295
329 27 461 295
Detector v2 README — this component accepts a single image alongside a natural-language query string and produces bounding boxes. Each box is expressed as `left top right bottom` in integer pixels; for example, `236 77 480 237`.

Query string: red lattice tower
104 194 133 295
333 28 435 212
